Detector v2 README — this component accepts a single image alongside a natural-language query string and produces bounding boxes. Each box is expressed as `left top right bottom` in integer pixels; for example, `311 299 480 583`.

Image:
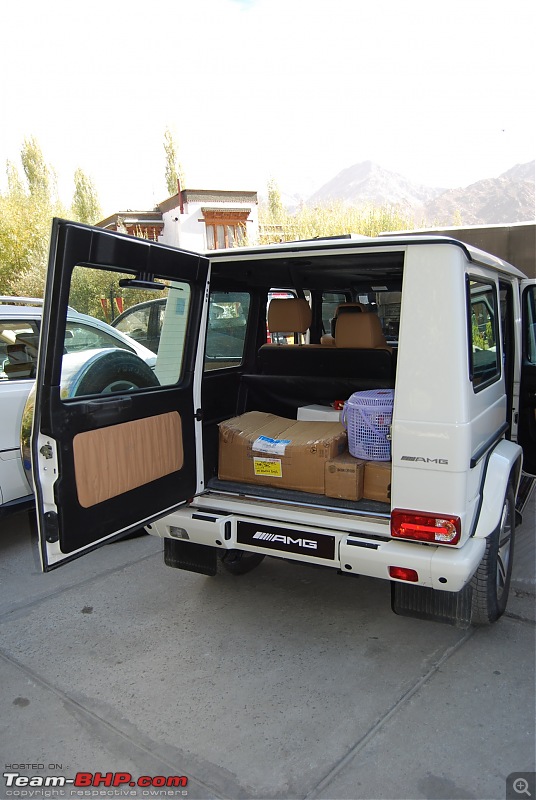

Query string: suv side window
525 285 536 364
64 321 134 354
322 292 347 334
0 320 40 380
204 291 250 370
468 279 501 390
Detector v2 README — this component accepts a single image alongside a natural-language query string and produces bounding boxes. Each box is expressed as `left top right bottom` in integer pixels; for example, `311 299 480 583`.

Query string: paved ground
0 489 534 800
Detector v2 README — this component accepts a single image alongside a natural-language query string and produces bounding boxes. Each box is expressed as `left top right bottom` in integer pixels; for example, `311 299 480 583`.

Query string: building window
202 209 250 250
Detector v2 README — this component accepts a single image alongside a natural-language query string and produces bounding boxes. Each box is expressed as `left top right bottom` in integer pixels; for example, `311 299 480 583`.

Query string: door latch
39 443 53 459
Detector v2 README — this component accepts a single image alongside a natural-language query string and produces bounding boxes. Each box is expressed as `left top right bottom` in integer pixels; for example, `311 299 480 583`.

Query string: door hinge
195 408 203 421
43 511 59 543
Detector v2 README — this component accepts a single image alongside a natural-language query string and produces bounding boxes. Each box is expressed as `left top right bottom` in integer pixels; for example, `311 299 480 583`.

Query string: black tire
219 549 266 575
471 483 515 625
72 350 159 396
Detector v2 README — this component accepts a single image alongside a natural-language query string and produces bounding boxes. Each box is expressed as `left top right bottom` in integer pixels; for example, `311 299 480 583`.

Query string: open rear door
519 281 536 476
32 220 210 570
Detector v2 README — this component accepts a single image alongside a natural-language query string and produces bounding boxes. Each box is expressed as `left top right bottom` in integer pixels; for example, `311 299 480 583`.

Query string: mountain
307 160 445 210
423 163 535 225
305 160 535 225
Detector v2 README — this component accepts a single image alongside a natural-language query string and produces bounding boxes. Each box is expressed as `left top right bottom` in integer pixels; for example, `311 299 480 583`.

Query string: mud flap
391 582 473 628
164 539 218 576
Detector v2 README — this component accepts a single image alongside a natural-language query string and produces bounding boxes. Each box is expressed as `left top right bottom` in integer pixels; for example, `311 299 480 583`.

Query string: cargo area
198 243 403 517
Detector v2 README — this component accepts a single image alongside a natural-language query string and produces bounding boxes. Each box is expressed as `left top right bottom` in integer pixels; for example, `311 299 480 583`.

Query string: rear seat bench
240 373 394 418
238 298 396 418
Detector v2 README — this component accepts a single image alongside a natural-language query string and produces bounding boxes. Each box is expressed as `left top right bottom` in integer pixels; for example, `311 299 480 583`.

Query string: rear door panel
33 220 209 569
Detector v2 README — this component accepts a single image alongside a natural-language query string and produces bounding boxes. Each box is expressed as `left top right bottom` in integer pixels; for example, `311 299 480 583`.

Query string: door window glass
322 292 347 335
204 291 250 370
0 320 40 380
62 265 191 398
468 279 500 389
524 285 536 364
64 321 135 354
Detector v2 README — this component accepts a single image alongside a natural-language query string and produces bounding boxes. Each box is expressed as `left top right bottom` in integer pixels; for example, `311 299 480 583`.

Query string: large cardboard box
363 461 392 503
218 411 347 494
325 451 365 501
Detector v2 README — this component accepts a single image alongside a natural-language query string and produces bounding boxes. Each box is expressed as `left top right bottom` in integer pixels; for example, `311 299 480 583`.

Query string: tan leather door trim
73 411 183 508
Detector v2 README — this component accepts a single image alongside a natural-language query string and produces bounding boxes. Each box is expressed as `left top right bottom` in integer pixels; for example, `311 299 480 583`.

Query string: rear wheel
471 483 515 624
220 549 266 575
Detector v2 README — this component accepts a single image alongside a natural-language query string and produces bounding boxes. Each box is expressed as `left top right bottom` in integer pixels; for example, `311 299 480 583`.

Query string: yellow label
253 457 282 477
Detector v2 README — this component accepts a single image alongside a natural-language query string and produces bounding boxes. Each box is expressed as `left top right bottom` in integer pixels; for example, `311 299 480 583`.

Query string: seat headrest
330 302 366 336
335 313 388 349
335 302 367 316
267 298 311 333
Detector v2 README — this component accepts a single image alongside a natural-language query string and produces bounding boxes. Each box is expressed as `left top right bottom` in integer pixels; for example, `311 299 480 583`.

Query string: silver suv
0 297 156 517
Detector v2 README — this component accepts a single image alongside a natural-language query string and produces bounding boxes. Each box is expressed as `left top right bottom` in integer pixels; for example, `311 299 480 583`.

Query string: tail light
391 509 461 545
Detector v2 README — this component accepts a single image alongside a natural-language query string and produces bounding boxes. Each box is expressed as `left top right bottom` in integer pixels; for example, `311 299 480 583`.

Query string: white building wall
159 199 259 253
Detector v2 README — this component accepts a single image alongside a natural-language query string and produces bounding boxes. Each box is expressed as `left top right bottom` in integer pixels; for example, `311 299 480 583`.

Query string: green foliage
0 138 67 297
71 168 102 224
267 178 284 224
21 136 52 201
163 128 185 196
0 139 102 300
258 192 421 245
472 318 494 351
69 265 166 323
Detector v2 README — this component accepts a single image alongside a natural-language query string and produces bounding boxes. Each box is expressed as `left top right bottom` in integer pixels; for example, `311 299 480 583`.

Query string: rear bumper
149 503 486 593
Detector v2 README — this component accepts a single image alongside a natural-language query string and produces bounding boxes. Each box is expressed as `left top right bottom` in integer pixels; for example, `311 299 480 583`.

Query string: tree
20 136 52 201
258 198 420 245
163 128 185 196
0 138 75 297
71 168 102 224
0 139 67 296
267 178 285 224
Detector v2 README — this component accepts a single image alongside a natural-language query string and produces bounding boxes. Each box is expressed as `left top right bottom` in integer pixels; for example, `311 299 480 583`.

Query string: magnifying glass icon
514 778 531 797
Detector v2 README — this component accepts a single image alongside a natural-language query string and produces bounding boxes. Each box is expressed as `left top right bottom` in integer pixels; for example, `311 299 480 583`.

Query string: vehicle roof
207 234 527 280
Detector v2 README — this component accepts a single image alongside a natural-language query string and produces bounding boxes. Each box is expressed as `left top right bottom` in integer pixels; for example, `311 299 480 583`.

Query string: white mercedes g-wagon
30 220 536 627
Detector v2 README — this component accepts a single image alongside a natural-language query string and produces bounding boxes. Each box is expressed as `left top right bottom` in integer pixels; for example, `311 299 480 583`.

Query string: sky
1 0 535 217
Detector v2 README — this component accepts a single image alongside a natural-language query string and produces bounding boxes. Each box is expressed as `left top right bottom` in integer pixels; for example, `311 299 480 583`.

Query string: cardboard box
325 451 365 501
363 461 392 503
297 404 342 422
218 411 347 494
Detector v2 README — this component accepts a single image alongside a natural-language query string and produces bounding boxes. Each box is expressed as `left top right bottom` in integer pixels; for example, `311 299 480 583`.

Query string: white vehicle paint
31 222 535 626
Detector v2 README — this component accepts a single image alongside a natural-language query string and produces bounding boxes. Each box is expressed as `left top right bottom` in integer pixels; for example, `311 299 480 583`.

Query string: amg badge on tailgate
237 521 335 559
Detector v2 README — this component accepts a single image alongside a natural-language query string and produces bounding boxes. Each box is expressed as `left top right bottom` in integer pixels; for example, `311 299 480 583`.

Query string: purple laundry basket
341 389 394 461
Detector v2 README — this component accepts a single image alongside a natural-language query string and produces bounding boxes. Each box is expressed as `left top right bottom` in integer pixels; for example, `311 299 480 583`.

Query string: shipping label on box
253 457 283 477
218 411 347 494
363 461 392 503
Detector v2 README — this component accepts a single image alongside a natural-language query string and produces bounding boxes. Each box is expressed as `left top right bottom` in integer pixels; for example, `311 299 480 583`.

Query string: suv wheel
471 483 515 624
220 549 266 575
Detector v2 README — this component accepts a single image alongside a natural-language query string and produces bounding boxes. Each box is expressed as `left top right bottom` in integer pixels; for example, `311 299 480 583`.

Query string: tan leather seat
266 298 311 344
321 302 368 346
335 312 391 350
